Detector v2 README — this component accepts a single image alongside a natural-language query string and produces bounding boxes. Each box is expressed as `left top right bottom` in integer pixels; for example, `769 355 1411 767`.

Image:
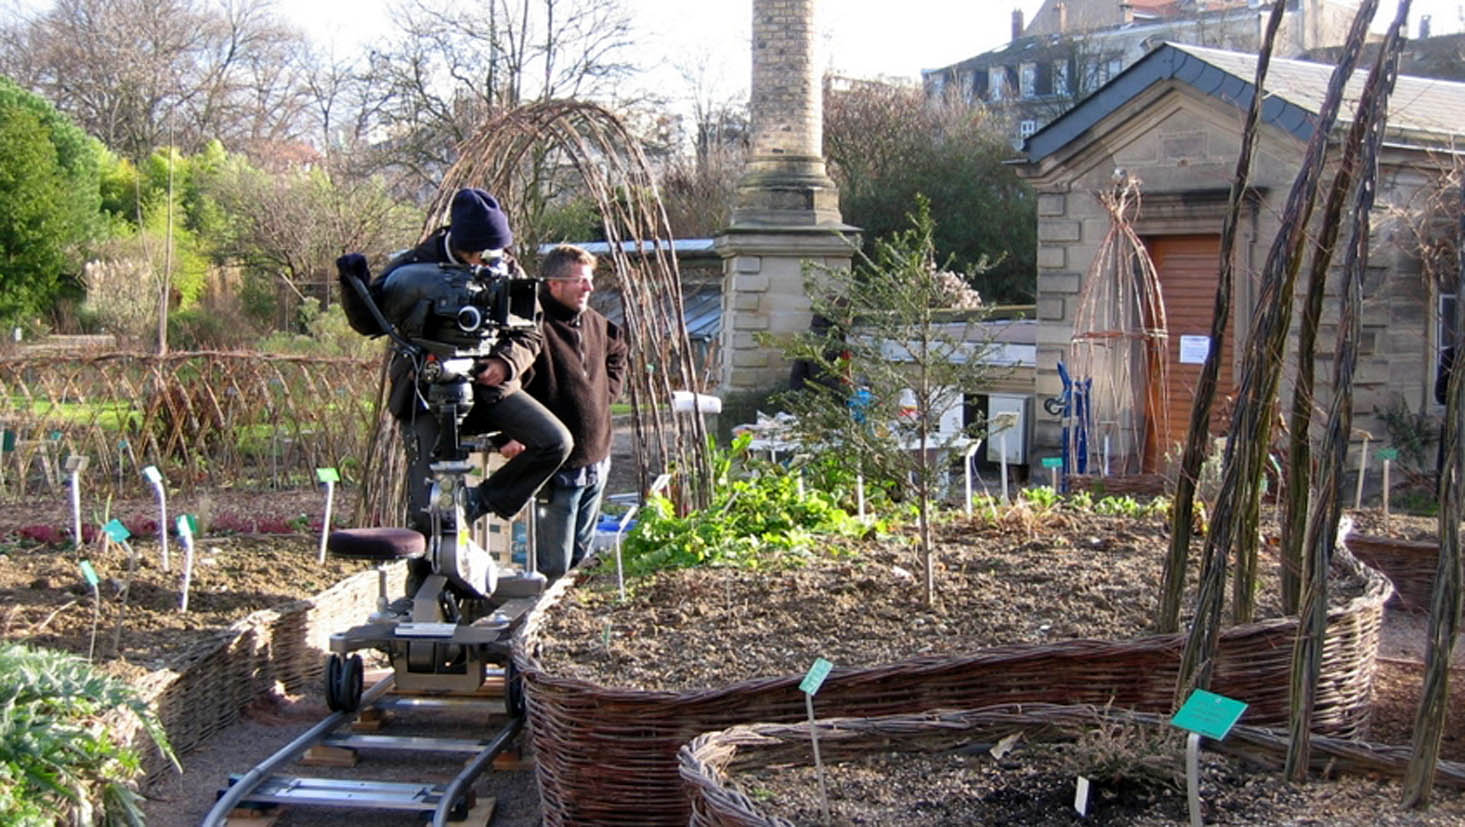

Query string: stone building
1018 42 1465 475
923 0 1367 146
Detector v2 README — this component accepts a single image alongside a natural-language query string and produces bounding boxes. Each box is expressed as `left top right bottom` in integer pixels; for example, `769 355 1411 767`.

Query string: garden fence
0 351 385 503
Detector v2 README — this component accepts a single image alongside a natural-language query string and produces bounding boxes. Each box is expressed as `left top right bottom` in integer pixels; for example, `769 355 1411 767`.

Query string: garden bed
680 705 1465 826
513 510 1393 825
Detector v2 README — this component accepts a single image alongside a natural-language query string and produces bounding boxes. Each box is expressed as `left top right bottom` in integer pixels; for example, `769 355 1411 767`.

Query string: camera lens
456 305 483 333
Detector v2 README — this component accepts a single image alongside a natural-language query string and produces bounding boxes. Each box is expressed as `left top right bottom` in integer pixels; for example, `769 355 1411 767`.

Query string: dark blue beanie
450 188 513 251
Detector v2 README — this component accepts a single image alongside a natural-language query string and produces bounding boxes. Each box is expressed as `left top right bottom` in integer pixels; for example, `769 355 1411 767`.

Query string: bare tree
358 0 636 192
0 0 313 160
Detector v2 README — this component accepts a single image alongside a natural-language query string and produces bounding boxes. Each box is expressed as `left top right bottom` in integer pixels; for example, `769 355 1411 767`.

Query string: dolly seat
327 527 427 560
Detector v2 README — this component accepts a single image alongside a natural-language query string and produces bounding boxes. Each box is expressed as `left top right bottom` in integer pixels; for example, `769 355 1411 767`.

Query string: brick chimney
1119 2 1134 24
1056 1 1067 34
1011 8 1024 41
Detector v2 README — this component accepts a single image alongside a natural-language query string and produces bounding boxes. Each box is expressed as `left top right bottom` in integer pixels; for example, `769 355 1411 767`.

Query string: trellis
420 100 713 512
1066 175 1169 478
0 352 379 502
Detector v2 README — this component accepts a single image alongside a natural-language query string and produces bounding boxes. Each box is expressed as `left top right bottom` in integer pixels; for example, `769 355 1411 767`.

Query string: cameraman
346 188 571 534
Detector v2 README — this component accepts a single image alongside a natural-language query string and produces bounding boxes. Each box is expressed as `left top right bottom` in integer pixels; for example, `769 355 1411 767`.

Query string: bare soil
3 490 1463 826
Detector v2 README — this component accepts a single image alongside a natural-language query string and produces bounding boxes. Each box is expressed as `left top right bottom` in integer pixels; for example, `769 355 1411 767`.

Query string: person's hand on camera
499 439 526 459
475 357 509 387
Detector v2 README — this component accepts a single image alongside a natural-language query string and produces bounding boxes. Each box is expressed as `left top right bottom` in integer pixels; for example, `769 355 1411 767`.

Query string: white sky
287 0 1465 97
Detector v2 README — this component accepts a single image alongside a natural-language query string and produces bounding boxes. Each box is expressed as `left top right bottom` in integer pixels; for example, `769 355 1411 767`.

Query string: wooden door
1144 234 1233 472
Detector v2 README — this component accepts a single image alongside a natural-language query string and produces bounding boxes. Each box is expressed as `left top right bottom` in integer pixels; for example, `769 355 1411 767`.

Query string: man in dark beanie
343 188 571 546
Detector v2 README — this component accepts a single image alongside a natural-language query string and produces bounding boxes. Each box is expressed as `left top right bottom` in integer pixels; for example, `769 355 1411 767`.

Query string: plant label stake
142 465 170 572
103 519 135 658
1378 448 1398 529
316 468 339 563
1042 456 1063 491
613 505 639 602
799 657 835 826
1354 432 1372 509
176 515 196 613
964 441 983 517
1074 775 1090 817
66 454 89 550
1171 689 1248 827
856 473 867 523
992 412 1018 505
79 560 100 663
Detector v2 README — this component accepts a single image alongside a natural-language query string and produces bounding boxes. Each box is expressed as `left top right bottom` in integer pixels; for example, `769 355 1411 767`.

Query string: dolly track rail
201 672 516 826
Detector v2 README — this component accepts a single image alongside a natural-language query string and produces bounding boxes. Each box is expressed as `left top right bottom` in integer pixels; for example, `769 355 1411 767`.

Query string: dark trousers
400 388 571 532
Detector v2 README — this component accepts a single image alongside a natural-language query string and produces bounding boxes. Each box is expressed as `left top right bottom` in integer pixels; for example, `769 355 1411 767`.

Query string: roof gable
1024 42 1465 162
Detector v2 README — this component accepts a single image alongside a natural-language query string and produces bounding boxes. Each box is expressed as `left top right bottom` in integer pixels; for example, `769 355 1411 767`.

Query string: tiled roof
1025 42 1465 162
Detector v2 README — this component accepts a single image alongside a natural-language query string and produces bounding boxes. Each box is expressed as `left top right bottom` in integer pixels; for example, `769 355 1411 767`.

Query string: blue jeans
536 459 609 580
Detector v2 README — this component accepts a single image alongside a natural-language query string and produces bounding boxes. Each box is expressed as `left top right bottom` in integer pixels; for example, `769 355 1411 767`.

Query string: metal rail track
201 671 521 826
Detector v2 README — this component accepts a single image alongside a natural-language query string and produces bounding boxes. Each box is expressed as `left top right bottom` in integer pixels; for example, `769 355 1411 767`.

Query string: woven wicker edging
679 703 1465 827
102 561 405 787
511 549 1392 826
1345 534 1439 612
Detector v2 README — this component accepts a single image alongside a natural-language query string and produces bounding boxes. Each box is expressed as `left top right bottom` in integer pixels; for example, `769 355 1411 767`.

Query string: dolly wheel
325 653 364 713
324 654 344 711
505 659 525 719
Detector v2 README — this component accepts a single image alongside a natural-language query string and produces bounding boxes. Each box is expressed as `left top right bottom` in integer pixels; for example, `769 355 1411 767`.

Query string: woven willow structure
1066 175 1169 477
0 352 378 502
427 100 713 510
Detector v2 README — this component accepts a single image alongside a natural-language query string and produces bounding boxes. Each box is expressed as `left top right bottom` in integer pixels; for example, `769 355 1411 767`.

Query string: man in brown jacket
501 244 628 580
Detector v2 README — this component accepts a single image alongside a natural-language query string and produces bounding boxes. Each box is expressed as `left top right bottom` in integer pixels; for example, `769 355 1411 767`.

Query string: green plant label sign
103 519 130 543
142 465 162 484
316 467 340 483
1378 448 1400 461
1171 689 1247 740
1041 457 1063 469
176 515 194 543
78 560 99 587
799 657 834 696
181 514 198 537
1 429 13 452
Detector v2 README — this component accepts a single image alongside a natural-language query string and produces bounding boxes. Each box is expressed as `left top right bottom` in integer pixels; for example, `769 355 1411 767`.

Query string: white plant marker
1354 433 1371 509
1074 776 1090 817
856 473 866 523
613 505 638 602
177 515 197 613
1379 448 1398 531
963 441 983 517
992 412 1018 506
66 455 89 549
79 560 101 663
142 465 169 572
316 468 339 563
799 657 835 826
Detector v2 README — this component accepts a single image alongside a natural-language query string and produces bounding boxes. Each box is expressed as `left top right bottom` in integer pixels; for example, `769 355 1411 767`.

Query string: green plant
621 435 865 575
0 643 176 825
1374 395 1437 476
1066 490 1094 511
1021 485 1061 512
1094 495 1144 517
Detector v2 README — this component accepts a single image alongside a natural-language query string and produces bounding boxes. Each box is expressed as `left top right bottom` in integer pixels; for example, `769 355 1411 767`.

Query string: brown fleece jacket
522 287 628 468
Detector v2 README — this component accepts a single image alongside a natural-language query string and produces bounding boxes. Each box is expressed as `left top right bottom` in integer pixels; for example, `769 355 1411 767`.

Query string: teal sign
799 657 834 696
1041 457 1063 469
316 467 340 483
1 430 13 452
1171 689 1248 740
78 560 99 587
102 519 130 543
1378 448 1400 461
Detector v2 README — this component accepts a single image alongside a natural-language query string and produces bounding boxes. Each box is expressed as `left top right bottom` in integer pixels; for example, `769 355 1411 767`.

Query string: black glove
336 253 384 336
336 253 370 282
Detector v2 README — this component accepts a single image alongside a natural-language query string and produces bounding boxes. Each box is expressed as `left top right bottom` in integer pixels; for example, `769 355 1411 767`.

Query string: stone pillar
715 0 855 394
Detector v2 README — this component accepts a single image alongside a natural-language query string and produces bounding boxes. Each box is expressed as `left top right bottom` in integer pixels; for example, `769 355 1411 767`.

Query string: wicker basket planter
1345 534 1438 612
106 562 405 786
1065 473 1169 496
512 553 1391 826
678 704 1465 826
